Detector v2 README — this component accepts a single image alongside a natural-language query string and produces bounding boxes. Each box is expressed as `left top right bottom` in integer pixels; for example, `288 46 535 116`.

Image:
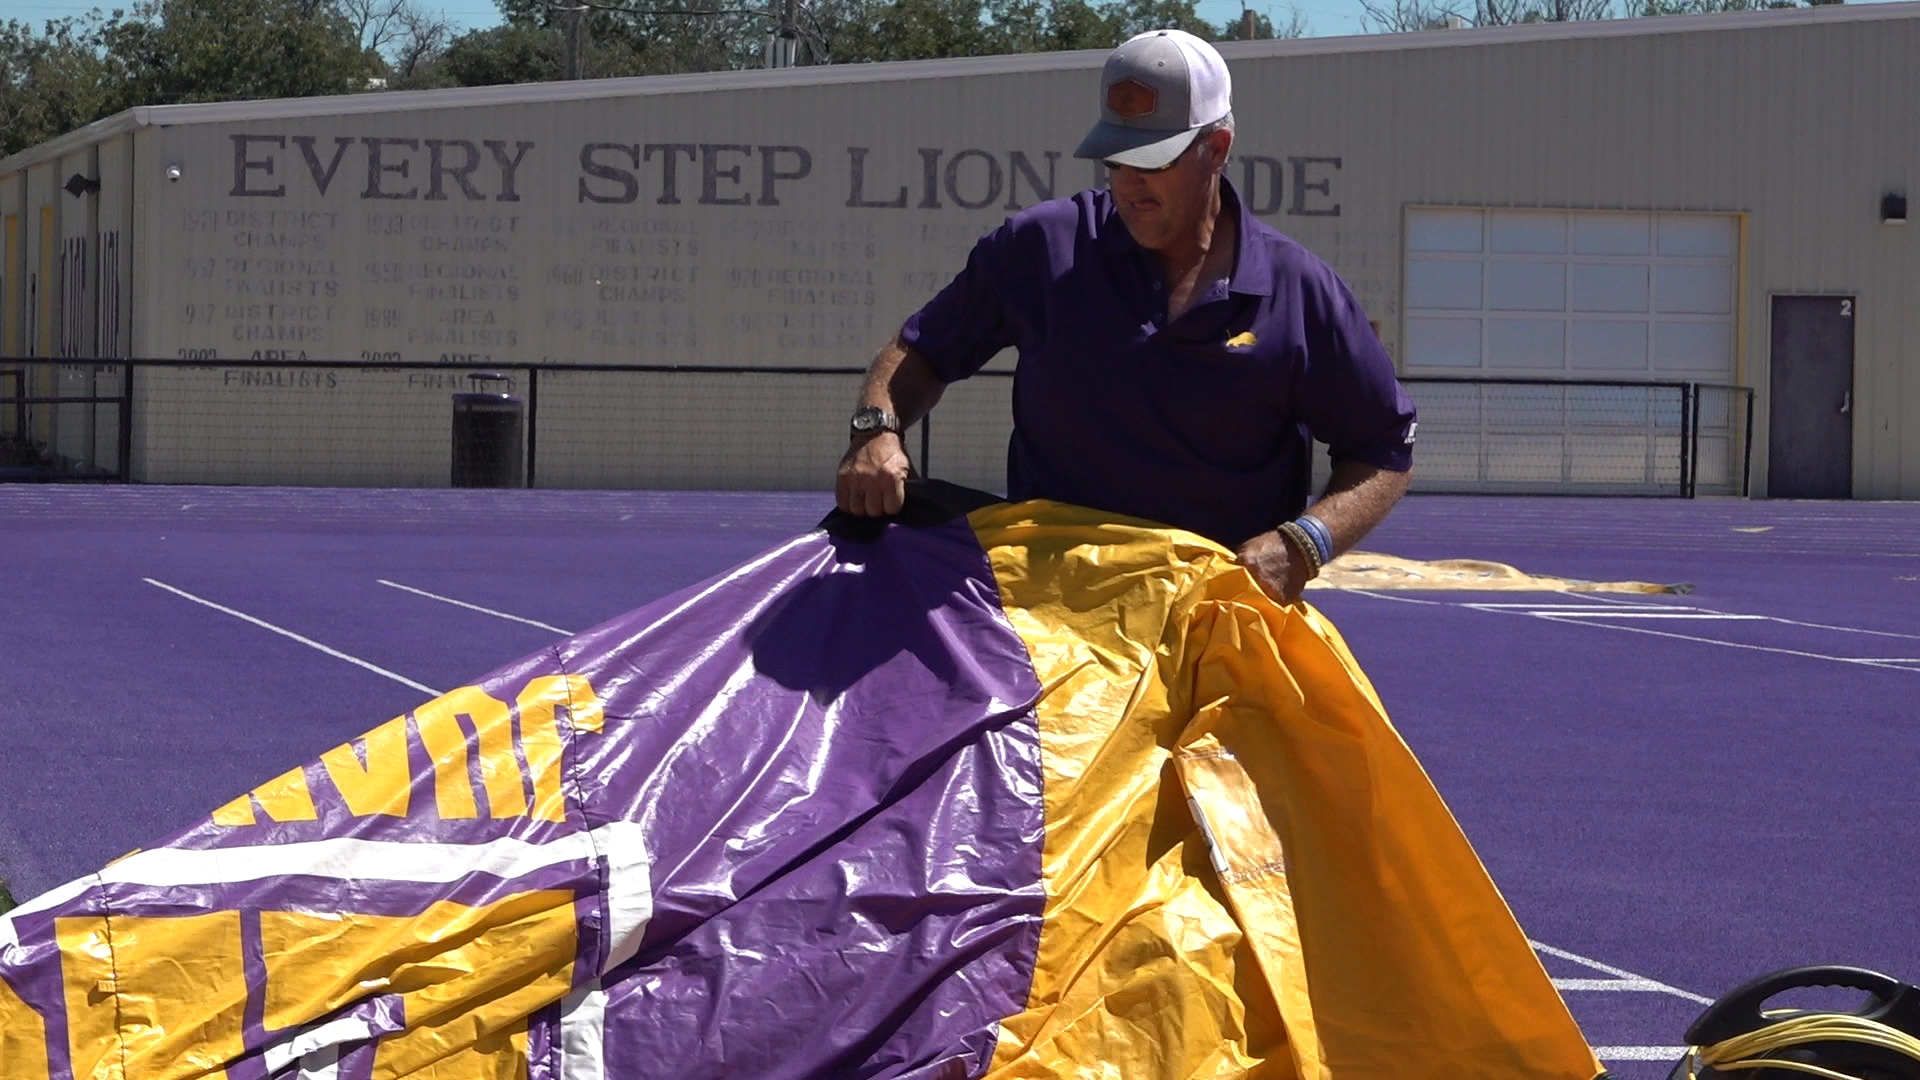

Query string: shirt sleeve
1293 261 1418 472
898 219 1025 383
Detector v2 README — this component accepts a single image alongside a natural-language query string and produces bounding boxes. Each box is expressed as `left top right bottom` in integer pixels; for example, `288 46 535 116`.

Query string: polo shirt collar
1096 177 1274 298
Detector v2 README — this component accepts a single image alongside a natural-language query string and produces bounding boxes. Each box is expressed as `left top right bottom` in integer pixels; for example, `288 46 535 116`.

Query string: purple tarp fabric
542 520 1049 1078
0 515 1048 1079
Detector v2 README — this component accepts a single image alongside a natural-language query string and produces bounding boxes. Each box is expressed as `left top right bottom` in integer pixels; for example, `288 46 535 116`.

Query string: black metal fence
1399 377 1755 498
0 360 1751 497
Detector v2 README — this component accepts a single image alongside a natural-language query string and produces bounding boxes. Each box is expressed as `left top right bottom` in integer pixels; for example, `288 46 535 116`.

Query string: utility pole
765 0 800 67
1241 6 1257 38
562 2 588 80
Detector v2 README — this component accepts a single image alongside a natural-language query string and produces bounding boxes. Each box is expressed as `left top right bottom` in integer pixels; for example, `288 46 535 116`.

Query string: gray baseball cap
1074 29 1233 169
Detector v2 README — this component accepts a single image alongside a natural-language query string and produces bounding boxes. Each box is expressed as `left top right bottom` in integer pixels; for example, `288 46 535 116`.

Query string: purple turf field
2 486 1916 1076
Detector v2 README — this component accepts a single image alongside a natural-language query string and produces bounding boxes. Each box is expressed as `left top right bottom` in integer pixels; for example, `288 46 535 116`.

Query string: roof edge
1 0 1915 171
0 108 155 179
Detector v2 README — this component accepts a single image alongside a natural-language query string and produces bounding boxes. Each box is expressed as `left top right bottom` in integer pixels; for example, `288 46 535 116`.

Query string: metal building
0 1 1913 496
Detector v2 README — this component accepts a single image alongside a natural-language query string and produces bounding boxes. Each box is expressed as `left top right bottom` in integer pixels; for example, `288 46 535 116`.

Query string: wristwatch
850 406 901 436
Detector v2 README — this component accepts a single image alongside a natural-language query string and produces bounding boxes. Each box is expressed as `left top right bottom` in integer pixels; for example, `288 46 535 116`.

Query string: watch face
852 411 881 431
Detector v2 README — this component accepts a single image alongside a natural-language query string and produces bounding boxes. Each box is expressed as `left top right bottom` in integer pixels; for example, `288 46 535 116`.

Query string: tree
431 23 566 85
456 0 1236 81
1361 0 1609 29
1358 0 1460 31
0 18 118 157
97 0 374 107
1222 4 1310 38
1636 0 1829 13
341 0 455 86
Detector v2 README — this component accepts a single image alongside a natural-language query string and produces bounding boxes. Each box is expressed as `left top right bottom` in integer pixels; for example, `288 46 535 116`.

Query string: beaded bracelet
1275 520 1324 579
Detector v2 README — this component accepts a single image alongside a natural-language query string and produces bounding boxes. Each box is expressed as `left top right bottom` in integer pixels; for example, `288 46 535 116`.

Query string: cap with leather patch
1107 78 1158 120
1074 29 1232 169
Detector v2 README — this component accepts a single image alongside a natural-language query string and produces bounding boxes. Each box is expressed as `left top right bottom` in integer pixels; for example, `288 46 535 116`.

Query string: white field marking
1337 588 1449 606
1552 977 1672 993
1346 588 1920 673
1529 612 1768 621
1463 603 1700 611
1530 940 1713 1004
1594 1047 1690 1062
377 579 575 635
1528 617 1920 675
1738 612 1920 642
143 578 441 696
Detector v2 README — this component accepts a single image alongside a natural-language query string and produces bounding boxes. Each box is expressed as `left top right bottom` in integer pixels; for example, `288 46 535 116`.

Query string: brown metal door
1767 295 1855 499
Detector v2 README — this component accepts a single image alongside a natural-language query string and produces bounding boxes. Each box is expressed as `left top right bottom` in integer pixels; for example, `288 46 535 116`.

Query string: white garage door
1404 208 1737 378
1400 207 1743 494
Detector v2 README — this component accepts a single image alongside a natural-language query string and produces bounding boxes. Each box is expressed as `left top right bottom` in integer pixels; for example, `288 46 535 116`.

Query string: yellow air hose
1683 1012 1920 1080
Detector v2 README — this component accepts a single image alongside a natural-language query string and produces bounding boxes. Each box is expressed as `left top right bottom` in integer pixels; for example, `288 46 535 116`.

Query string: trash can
451 372 525 488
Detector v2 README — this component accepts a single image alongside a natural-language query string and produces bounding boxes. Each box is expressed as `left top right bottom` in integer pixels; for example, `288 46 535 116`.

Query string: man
836 28 1416 603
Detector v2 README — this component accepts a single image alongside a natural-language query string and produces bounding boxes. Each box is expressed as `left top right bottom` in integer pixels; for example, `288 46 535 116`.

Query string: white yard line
1531 940 1712 1005
377 579 575 636
1528 616 1920 674
1341 589 1920 673
1552 977 1674 993
1335 588 1449 606
1462 603 1699 611
1526 612 1767 621
1593 1046 1690 1062
143 578 442 696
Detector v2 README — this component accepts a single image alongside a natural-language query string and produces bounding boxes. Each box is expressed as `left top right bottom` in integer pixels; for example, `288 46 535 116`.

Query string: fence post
1679 383 1694 498
525 365 539 489
118 362 134 482
1742 388 1756 498
919 413 932 479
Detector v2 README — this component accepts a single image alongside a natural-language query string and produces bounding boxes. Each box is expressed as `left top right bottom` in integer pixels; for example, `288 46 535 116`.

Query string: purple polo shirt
900 180 1416 550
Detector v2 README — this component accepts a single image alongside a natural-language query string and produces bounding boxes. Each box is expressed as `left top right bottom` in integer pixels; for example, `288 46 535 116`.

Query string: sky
0 0 1381 43
0 0 1903 48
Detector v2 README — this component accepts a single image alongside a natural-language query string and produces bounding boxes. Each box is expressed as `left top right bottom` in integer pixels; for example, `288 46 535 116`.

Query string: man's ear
1204 129 1234 172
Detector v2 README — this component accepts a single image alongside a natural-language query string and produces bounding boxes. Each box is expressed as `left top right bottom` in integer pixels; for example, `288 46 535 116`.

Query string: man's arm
835 334 949 517
1236 461 1412 604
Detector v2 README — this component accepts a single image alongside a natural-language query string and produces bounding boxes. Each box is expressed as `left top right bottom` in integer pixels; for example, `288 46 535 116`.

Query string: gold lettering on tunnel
517 674 602 824
320 715 412 818
210 677 604 827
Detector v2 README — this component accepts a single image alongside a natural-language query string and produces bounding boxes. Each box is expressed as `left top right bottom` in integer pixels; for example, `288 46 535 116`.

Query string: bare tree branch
1358 0 1462 32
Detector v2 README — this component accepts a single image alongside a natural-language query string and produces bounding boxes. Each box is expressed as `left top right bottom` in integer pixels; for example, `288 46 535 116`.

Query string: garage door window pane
1570 320 1650 371
1653 321 1733 373
1655 264 1733 314
1408 209 1484 252
1488 262 1566 311
1572 263 1650 312
1490 211 1567 254
1487 319 1566 369
1408 258 1483 309
1572 213 1652 255
1407 317 1482 367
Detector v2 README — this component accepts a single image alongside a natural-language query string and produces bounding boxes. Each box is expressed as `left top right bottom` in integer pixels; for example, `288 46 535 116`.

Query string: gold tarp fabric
974 502 1602 1079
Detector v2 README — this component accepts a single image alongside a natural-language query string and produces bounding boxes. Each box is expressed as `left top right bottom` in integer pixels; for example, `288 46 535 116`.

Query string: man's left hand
1236 530 1310 605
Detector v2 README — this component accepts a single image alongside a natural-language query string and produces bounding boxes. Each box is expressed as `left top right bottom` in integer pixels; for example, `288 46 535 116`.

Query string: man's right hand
836 431 912 517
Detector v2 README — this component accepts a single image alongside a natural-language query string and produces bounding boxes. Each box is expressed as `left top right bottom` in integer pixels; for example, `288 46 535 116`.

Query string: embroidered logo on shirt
1107 79 1158 120
1404 421 1419 445
1225 331 1258 348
